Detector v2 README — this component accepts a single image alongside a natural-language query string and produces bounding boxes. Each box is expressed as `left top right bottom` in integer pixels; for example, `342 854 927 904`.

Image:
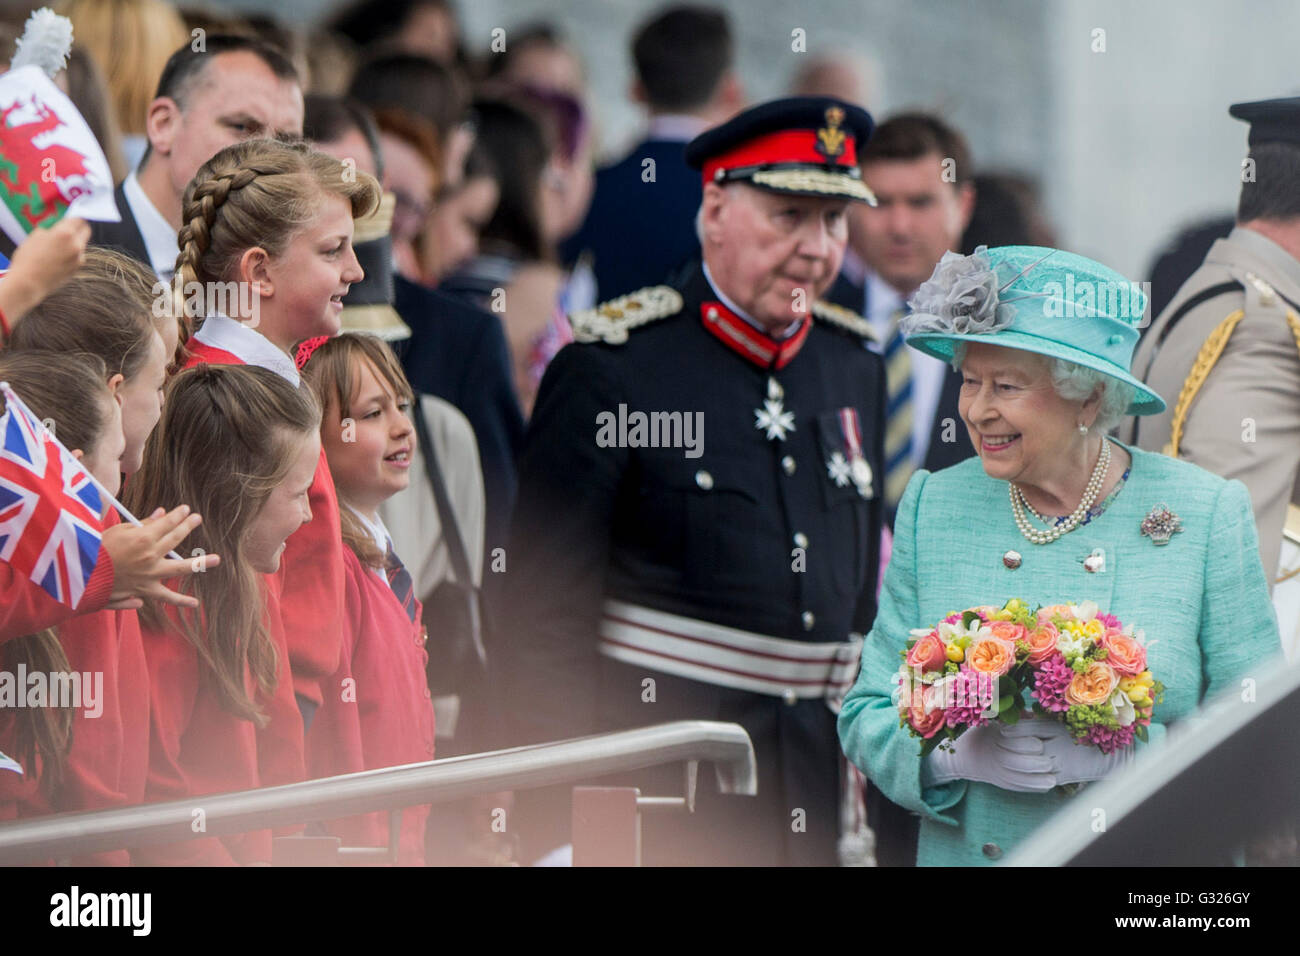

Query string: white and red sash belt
598 599 863 702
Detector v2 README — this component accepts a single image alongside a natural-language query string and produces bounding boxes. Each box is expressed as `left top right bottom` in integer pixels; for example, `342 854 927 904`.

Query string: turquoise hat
902 245 1166 415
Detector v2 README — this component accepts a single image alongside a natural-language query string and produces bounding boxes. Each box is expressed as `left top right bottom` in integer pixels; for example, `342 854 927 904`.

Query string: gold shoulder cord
1163 306 1300 456
1162 299 1300 587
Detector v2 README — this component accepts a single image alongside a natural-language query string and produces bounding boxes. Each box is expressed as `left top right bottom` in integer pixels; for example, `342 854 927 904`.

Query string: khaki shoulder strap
1164 273 1300 457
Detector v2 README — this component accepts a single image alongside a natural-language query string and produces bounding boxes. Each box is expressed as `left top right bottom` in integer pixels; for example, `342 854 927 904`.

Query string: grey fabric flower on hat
903 246 1012 337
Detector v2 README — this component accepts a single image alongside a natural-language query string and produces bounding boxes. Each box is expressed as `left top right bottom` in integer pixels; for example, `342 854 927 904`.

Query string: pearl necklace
1009 438 1112 545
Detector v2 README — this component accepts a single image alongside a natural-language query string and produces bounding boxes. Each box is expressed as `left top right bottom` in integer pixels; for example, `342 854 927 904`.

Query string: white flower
1056 630 1089 661
1070 600 1100 623
937 619 991 645
1109 688 1136 727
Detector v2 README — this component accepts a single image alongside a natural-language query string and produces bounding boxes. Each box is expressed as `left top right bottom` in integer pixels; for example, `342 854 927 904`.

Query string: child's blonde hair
174 138 381 324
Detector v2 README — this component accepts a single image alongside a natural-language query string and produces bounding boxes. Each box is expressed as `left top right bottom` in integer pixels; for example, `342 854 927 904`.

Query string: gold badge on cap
816 106 847 160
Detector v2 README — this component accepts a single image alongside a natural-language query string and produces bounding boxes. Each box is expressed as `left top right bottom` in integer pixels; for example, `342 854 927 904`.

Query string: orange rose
1024 623 1059 664
966 637 1016 677
905 631 947 673
1099 631 1147 676
1065 661 1119 706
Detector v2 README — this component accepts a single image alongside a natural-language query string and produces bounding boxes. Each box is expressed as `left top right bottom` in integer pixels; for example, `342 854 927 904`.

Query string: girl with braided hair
171 138 381 742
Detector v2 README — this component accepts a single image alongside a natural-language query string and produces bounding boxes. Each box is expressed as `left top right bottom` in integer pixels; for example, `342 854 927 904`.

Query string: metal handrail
0 720 756 865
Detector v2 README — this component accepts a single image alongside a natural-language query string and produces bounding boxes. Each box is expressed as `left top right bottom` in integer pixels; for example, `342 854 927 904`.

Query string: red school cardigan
0 607 146 867
0 553 114 645
48 601 149 866
182 341 347 708
306 547 435 865
133 577 304 866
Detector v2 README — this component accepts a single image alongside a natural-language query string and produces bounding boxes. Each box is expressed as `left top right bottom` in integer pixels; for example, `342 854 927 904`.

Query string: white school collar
191 313 301 387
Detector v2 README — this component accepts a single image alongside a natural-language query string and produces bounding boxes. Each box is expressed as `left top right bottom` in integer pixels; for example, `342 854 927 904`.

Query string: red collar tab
701 124 858 187
700 301 811 370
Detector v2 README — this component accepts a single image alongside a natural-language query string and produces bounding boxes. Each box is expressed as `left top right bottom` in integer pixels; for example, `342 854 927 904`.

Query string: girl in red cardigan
123 364 321 866
301 333 436 866
170 138 381 730
0 351 126 827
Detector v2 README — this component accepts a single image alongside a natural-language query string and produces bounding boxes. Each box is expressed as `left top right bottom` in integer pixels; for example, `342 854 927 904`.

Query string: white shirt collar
646 113 711 143
346 505 392 582
122 171 179 279
702 261 804 341
192 312 301 386
865 269 906 329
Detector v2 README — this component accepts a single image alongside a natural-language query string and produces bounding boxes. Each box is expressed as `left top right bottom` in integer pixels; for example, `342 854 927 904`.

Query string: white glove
921 721 1058 793
999 717 1134 784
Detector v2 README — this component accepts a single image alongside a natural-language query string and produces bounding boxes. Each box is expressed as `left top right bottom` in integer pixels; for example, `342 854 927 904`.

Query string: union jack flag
0 383 104 607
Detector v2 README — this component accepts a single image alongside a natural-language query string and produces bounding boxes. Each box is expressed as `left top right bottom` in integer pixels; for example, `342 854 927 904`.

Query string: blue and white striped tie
883 308 914 509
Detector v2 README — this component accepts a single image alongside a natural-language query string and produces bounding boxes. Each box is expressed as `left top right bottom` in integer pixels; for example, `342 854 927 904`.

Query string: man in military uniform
1128 97 1300 657
500 98 886 865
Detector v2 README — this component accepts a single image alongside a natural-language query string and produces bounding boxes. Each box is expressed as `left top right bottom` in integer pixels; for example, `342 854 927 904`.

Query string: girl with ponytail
124 363 321 866
172 138 381 735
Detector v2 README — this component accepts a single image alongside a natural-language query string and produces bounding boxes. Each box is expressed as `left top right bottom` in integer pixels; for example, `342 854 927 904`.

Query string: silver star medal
850 456 873 498
755 377 795 442
826 450 852 487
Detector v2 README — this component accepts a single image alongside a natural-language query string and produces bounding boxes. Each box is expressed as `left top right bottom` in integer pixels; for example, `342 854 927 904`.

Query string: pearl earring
1078 423 1088 434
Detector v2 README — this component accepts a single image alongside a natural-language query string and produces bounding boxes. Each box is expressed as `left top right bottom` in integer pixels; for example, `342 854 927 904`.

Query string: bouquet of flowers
896 598 1163 756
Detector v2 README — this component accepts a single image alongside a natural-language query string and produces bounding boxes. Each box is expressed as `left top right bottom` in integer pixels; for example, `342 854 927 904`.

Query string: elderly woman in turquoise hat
838 245 1282 866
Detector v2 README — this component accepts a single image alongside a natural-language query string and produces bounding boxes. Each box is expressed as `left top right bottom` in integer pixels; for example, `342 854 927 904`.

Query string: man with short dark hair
560 4 743 300
1131 96 1300 661
90 35 303 278
831 113 977 510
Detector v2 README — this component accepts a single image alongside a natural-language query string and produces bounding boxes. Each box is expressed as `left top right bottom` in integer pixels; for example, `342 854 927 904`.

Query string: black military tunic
500 263 886 865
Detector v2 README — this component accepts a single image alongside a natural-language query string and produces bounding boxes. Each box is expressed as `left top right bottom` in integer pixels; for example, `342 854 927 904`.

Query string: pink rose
1025 622 1059 664
905 631 947 673
1100 631 1147 677
908 700 946 738
1038 604 1072 624
988 621 1028 647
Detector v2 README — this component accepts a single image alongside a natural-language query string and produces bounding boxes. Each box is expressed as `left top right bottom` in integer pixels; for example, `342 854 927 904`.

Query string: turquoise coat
838 443 1281 866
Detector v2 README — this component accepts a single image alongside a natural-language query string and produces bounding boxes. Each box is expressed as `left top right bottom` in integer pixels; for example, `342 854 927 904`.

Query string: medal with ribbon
833 407 873 499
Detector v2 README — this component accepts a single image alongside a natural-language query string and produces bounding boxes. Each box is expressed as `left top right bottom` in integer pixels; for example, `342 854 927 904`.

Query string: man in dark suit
830 113 979 504
559 5 743 301
89 35 304 279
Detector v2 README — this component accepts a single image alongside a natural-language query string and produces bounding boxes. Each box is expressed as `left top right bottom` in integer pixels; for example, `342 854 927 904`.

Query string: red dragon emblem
0 96 93 231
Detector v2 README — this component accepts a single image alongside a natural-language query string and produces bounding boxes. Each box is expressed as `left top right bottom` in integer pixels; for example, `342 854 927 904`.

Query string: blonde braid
176 169 258 286
173 139 381 330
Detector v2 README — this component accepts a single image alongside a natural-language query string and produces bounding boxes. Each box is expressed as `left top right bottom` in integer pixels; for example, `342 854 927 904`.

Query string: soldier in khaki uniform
1128 96 1300 661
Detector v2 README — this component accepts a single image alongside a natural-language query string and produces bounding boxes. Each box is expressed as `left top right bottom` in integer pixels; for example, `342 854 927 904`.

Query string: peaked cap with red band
684 96 876 205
